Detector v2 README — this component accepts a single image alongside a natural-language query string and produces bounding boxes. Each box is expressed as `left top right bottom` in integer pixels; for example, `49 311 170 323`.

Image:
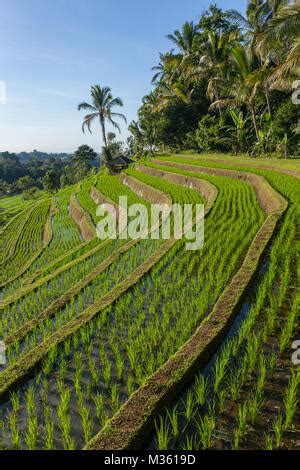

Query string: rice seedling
236 402 247 438
194 374 208 406
78 402 93 444
245 335 259 374
93 393 105 426
24 414 38 450
232 428 241 450
267 349 277 377
182 390 195 424
213 353 229 394
57 386 75 450
155 416 170 450
102 357 112 388
263 434 273 450
114 350 124 382
256 356 267 396
43 405 54 450
110 385 120 414
181 434 197 451
247 391 264 426
166 406 179 440
228 369 243 401
279 298 299 355
283 370 299 429
272 413 284 448
126 374 135 397
8 412 21 450
10 391 20 414
196 415 214 449
216 389 226 414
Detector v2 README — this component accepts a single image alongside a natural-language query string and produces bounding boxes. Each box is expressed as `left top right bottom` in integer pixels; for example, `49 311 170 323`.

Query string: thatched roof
109 155 133 166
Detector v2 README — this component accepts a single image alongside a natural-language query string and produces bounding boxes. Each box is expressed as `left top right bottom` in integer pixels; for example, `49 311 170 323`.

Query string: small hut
107 155 133 174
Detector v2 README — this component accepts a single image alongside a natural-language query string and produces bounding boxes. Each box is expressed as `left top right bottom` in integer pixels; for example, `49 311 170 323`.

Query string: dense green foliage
0 146 99 197
129 2 299 157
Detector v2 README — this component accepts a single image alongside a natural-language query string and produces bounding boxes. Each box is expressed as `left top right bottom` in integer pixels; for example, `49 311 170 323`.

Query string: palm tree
78 85 127 149
258 2 300 82
188 31 238 114
228 0 274 51
211 44 261 141
166 21 199 55
227 0 279 115
231 45 262 140
151 52 183 85
259 1 300 45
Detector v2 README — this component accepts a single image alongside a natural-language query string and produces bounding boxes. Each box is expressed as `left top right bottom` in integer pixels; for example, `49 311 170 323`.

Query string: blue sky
0 0 245 153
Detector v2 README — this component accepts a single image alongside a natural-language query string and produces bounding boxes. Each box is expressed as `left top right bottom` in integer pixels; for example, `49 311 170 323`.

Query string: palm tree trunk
251 107 259 141
215 86 221 117
100 116 108 147
264 85 271 116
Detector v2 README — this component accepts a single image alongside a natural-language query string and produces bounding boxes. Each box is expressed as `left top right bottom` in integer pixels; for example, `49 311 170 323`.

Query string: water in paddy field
147 227 278 450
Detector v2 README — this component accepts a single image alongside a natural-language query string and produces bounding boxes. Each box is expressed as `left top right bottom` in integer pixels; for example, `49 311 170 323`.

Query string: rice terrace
0 0 299 458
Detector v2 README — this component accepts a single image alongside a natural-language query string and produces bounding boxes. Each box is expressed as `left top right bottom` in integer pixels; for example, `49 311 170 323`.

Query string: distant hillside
17 150 72 162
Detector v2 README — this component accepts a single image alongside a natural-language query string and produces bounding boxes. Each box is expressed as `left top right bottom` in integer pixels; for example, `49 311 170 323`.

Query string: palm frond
110 112 127 124
108 97 124 109
227 9 249 30
78 102 97 111
82 113 98 134
108 118 121 134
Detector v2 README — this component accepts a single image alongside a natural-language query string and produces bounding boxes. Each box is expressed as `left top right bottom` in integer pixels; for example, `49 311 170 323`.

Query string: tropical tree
211 44 262 141
101 132 124 163
78 85 127 149
187 31 238 113
225 110 251 153
42 169 58 193
129 2 298 156
71 145 97 181
258 2 300 83
128 117 158 156
73 145 97 165
16 176 35 191
166 21 199 55
228 0 275 51
151 52 182 85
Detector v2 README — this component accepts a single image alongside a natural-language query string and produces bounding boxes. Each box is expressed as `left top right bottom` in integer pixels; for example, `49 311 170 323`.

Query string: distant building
107 155 134 174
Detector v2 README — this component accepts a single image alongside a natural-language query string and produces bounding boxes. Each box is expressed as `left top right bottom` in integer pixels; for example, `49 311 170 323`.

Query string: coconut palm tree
78 85 127 149
227 0 280 114
166 21 199 55
187 31 238 114
260 1 300 45
211 44 262 141
151 52 183 85
258 2 300 82
228 0 275 50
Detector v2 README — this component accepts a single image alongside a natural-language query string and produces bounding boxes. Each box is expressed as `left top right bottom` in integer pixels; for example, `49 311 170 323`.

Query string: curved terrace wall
90 186 120 222
134 163 217 213
43 196 57 245
69 192 95 242
120 173 171 206
152 159 286 216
